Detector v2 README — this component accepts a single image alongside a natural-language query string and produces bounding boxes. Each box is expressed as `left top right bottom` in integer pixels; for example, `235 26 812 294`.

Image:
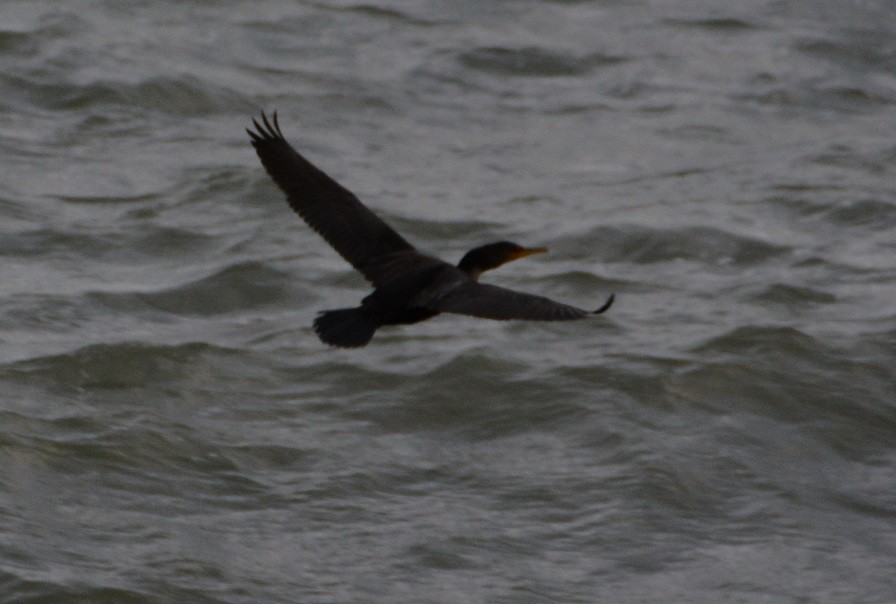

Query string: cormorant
248 112 614 348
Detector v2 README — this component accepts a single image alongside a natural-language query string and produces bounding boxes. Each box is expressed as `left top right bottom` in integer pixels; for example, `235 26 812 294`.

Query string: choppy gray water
2 1 895 602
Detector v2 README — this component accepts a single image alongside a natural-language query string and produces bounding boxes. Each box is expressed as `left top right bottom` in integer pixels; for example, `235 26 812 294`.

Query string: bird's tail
313 307 378 348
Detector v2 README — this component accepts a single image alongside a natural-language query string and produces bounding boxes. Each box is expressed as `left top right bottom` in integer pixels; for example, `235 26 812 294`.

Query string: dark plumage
248 112 614 348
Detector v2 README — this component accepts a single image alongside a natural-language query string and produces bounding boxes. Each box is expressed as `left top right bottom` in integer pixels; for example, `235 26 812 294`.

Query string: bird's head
457 241 548 280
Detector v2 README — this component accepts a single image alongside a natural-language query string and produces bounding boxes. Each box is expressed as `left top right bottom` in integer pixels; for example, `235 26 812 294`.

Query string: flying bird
248 112 614 348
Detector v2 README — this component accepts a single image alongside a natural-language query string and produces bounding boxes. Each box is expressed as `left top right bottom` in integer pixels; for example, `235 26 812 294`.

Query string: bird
247 112 614 348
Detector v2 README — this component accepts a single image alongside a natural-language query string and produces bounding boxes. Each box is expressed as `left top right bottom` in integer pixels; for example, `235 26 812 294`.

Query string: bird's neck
462 267 483 281
457 255 483 280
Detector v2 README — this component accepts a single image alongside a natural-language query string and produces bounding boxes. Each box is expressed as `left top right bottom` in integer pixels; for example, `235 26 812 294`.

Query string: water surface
1 1 895 601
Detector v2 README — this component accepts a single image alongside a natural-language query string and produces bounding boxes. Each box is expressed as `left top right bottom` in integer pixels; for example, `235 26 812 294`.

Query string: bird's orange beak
508 246 549 261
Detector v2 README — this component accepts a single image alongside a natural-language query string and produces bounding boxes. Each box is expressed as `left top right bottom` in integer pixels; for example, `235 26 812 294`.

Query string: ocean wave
663 17 758 32
87 261 308 317
0 340 240 391
5 72 254 116
0 225 219 263
568 224 790 265
737 79 895 112
672 325 896 452
748 283 837 308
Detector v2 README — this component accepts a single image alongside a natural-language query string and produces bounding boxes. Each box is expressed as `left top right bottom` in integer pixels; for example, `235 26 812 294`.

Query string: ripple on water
458 46 624 78
794 33 896 73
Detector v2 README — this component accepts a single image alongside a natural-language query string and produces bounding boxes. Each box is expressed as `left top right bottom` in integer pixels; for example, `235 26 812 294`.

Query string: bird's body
248 113 613 347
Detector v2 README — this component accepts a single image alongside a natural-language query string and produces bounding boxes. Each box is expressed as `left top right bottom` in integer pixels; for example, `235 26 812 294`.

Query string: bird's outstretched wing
248 112 418 286
418 280 615 321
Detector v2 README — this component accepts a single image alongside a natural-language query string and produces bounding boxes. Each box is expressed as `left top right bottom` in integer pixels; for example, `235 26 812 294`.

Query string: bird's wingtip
248 111 283 140
593 293 615 315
